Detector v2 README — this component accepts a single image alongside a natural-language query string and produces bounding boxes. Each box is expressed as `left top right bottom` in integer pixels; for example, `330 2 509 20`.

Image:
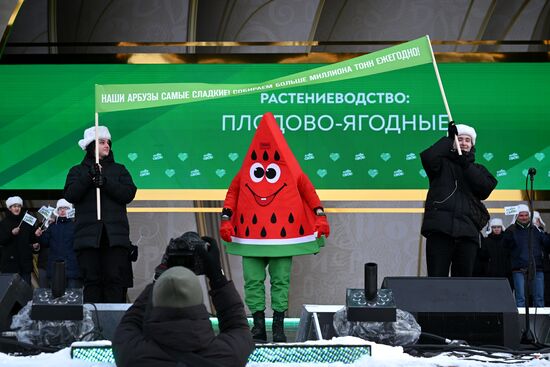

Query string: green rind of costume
223 236 324 257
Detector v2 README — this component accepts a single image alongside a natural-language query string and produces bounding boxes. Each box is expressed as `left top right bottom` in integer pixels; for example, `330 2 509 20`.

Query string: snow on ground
1 337 550 366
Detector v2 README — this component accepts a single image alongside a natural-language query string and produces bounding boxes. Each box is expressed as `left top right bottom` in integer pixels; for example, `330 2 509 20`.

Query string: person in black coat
38 198 80 288
64 126 137 303
421 122 497 277
479 218 512 286
0 196 41 285
112 237 254 367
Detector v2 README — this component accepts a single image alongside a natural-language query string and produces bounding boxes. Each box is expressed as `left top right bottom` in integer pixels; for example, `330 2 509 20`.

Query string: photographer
112 233 254 367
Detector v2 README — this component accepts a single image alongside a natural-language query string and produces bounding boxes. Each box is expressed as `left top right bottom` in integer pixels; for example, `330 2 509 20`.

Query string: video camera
164 231 209 275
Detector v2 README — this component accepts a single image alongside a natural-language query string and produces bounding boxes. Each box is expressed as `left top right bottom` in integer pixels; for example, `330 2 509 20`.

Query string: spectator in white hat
37 198 81 288
0 196 40 285
504 204 550 307
64 126 137 303
478 218 512 287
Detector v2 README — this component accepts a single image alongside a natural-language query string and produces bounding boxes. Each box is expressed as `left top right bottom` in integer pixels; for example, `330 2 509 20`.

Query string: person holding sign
421 122 497 277
37 199 81 288
64 126 137 303
0 196 41 285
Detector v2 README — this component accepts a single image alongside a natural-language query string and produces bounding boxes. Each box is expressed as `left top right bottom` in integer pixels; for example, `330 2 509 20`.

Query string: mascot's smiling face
245 143 287 207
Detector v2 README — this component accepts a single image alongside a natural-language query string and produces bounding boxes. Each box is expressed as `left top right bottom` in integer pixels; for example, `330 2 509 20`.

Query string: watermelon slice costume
221 112 326 257
220 112 329 342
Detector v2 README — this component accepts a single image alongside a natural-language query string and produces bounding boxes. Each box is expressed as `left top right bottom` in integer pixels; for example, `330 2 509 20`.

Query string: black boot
251 311 267 341
272 311 287 342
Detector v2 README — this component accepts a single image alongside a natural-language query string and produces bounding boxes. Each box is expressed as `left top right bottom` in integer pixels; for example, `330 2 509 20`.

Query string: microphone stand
521 168 537 344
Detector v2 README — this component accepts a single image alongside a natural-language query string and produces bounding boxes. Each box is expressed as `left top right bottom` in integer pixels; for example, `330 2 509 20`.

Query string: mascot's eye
265 163 281 184
250 163 265 183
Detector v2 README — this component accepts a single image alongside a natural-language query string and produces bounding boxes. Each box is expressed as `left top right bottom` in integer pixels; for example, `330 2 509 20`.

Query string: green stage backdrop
0 62 549 190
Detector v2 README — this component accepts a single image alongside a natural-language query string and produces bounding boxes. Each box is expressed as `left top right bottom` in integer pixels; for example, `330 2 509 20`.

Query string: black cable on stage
0 336 61 354
79 303 106 341
402 332 550 361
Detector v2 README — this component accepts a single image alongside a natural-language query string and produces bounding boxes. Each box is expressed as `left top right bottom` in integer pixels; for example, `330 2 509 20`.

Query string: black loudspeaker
0 274 33 332
382 277 520 349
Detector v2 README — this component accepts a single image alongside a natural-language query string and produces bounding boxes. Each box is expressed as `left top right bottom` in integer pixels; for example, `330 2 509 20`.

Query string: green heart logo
165 169 175 178
419 169 427 178
329 153 340 161
483 152 494 161
215 169 226 178
228 153 239 162
380 153 391 162
535 152 545 161
127 153 138 162
368 169 378 178
177 153 188 162
317 169 327 178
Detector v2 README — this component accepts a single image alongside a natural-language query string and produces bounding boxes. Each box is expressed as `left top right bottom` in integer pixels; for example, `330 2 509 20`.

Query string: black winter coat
112 280 254 367
38 217 79 279
479 233 511 277
0 212 38 274
421 137 497 239
64 152 136 250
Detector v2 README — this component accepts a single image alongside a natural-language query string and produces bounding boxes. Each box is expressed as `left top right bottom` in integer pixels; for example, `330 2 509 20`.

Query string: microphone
528 168 537 176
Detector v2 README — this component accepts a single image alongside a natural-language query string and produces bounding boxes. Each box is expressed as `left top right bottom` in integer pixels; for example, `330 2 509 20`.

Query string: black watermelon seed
299 225 304 235
240 214 244 224
261 227 267 237
252 214 257 224
263 151 269 161
245 226 250 236
251 150 257 160
274 151 280 161
271 213 277 223
281 227 286 237
288 213 294 223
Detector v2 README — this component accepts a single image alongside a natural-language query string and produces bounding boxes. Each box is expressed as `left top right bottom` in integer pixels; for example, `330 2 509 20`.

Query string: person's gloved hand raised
198 236 228 289
89 163 106 188
447 120 458 139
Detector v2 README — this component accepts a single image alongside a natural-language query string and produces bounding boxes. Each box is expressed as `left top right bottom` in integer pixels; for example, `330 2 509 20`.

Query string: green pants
242 256 292 313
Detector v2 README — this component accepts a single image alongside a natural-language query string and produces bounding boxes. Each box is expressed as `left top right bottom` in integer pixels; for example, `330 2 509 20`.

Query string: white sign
22 212 37 226
504 206 519 216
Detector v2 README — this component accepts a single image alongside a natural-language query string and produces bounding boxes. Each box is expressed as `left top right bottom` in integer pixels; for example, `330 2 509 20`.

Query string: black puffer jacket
421 137 497 239
113 281 254 367
64 152 136 250
0 212 37 273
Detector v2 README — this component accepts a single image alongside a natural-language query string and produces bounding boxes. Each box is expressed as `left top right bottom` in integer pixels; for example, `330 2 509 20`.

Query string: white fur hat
533 211 546 228
510 204 531 225
490 218 504 228
56 198 72 211
78 126 111 150
456 124 476 145
486 218 504 234
5 196 23 208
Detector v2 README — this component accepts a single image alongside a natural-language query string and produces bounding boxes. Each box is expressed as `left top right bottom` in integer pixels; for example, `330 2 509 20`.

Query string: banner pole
426 35 462 155
95 112 101 220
